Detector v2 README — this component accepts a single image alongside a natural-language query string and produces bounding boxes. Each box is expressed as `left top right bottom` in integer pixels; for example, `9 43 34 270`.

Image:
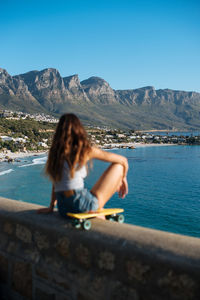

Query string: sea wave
19 156 47 168
0 169 14 176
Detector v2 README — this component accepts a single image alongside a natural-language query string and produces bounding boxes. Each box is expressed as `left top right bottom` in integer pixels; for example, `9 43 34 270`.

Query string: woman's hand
37 185 57 214
36 206 53 214
118 177 128 199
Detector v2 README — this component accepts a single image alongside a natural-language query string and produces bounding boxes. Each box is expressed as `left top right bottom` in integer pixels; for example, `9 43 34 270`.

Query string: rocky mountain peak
63 74 89 102
16 68 65 95
142 86 155 90
0 68 9 76
81 76 116 104
0 68 21 96
0 67 200 130
38 68 63 82
0 68 12 84
81 76 110 88
42 68 58 73
133 86 157 99
63 74 80 89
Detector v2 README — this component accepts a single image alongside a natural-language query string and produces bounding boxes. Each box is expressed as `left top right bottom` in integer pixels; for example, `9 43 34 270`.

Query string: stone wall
0 196 200 300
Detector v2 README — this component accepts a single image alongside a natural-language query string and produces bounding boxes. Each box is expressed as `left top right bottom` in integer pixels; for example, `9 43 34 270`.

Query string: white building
0 136 13 141
38 142 48 148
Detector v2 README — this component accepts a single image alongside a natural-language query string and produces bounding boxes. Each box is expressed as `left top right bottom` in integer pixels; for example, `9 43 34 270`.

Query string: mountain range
0 67 200 130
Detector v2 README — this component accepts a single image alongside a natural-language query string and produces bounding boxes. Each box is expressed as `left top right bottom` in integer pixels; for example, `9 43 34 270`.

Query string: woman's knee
111 163 124 178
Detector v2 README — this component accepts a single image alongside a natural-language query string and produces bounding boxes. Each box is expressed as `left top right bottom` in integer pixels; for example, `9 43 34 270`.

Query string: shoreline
0 143 175 162
101 142 175 149
0 150 47 162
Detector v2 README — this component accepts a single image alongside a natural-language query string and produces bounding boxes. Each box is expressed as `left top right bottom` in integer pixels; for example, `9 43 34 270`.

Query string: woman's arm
88 146 129 178
37 184 57 214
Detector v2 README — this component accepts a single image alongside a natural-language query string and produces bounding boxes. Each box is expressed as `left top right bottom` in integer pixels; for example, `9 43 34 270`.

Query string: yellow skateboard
67 208 124 230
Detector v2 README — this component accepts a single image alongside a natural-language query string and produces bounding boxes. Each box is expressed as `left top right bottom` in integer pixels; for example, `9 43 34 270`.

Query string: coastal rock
7 158 14 163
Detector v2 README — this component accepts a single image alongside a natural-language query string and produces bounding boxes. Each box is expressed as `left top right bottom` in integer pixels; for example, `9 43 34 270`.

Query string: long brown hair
45 113 91 182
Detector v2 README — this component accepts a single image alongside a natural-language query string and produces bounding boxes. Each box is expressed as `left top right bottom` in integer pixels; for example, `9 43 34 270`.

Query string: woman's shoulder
88 146 103 158
88 146 112 161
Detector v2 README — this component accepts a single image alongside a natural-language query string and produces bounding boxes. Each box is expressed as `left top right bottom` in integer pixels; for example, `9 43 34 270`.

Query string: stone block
44 255 63 271
12 261 32 299
126 259 150 283
75 244 91 268
110 280 139 300
85 275 107 298
35 288 55 300
53 276 70 291
36 267 49 280
77 292 93 300
90 275 106 292
16 224 32 243
158 270 196 300
0 233 8 250
98 251 115 271
0 254 8 283
34 231 49 250
56 237 70 258
7 241 20 254
111 287 139 300
3 222 14 235
36 267 70 291
75 269 91 290
24 247 40 263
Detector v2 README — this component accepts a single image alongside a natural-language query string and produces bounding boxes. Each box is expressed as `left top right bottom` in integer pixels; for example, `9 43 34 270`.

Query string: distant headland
0 110 199 163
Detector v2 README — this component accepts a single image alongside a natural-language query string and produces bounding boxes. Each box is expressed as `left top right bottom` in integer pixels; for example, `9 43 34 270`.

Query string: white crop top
54 161 87 192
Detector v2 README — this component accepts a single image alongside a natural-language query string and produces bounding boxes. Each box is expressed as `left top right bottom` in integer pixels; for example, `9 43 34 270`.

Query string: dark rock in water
7 158 14 163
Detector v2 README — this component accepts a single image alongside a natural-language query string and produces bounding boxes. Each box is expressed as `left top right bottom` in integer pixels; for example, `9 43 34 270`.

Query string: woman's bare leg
90 163 123 210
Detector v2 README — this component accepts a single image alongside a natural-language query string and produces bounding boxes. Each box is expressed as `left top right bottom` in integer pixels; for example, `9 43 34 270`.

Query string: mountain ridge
0 67 200 130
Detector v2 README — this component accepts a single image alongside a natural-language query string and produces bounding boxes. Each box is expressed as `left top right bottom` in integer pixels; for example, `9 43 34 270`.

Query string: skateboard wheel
72 219 81 229
107 216 115 222
116 214 124 223
82 220 91 230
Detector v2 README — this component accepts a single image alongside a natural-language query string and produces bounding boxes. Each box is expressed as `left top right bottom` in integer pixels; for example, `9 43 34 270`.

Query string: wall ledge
0 196 200 300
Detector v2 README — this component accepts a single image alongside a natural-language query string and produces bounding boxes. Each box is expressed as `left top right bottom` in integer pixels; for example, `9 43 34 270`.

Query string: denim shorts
56 188 99 218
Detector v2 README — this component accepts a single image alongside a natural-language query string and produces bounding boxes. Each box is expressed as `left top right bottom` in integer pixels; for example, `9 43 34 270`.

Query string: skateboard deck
67 208 124 230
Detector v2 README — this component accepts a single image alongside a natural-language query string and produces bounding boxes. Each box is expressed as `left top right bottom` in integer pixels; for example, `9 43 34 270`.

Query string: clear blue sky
0 0 199 92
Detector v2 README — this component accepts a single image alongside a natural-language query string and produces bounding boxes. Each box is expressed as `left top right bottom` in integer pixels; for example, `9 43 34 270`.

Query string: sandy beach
0 150 47 162
101 142 175 149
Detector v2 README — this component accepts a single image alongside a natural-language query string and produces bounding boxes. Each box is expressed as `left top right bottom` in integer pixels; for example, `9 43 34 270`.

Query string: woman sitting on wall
37 113 128 217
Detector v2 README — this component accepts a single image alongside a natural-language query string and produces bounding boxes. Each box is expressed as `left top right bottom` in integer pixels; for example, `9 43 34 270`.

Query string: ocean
0 145 200 238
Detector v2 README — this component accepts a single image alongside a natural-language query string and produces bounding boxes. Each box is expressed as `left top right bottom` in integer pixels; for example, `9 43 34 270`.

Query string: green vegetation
0 116 200 155
0 118 56 135
0 118 56 152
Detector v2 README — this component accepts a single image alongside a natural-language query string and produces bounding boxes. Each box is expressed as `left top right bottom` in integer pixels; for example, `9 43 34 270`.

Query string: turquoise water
0 145 200 238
